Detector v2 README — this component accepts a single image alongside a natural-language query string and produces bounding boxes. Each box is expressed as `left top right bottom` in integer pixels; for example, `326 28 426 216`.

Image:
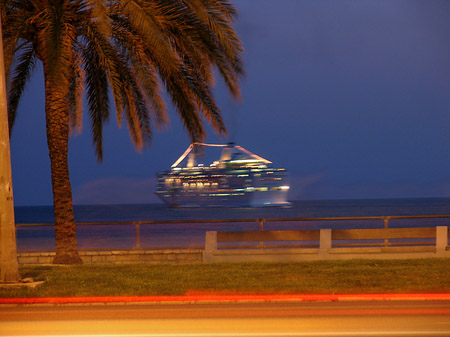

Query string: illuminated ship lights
155 143 291 207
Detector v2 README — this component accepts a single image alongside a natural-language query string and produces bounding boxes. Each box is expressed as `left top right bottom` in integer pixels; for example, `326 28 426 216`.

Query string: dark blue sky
9 0 450 206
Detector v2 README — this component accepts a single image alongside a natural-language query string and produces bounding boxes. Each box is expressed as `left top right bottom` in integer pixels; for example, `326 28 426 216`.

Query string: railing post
320 229 332 254
258 219 264 231
258 219 264 248
436 226 448 255
384 217 390 247
135 222 141 250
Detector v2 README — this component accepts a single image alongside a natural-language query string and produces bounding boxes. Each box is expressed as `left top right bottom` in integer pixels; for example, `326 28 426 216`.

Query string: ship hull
156 186 290 208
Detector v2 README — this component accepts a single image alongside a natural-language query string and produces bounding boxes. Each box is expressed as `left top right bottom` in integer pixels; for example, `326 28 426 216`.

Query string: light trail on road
2 332 450 337
1 301 449 337
2 333 450 337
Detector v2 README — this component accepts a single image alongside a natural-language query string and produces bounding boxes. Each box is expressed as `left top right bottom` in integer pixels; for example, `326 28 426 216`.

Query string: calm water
15 198 450 250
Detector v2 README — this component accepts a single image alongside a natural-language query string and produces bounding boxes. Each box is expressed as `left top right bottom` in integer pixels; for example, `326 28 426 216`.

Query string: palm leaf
68 43 85 135
7 43 36 132
82 37 111 161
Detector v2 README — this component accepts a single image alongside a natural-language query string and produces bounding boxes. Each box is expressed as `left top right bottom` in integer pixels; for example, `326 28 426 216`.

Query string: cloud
73 176 160 205
288 172 450 200
287 173 326 200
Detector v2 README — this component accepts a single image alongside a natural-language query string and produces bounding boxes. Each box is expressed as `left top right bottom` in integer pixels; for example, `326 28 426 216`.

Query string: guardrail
15 214 450 264
203 226 450 262
207 227 447 249
16 214 450 251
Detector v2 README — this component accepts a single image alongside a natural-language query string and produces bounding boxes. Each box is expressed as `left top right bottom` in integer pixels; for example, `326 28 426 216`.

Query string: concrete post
436 226 448 255
0 16 20 283
384 217 390 247
203 231 217 263
320 229 332 254
205 231 217 252
135 222 141 249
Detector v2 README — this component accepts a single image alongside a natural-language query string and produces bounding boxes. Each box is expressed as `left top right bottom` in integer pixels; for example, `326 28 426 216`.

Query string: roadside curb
1 293 450 305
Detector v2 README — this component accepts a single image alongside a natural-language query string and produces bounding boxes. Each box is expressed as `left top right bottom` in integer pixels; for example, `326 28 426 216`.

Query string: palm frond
180 58 226 134
123 72 152 151
68 43 84 136
185 0 242 64
1 4 31 80
164 73 205 143
82 19 126 130
7 43 36 132
86 0 111 38
4 0 244 156
179 0 244 89
82 38 111 162
117 0 181 77
111 15 168 127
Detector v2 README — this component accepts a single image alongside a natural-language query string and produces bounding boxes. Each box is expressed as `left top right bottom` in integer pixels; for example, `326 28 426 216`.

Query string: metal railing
16 214 450 251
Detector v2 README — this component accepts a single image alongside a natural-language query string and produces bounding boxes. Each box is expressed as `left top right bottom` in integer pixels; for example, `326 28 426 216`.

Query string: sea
14 197 450 251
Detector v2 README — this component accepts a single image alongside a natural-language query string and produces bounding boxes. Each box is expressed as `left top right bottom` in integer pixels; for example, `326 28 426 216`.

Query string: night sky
9 0 450 206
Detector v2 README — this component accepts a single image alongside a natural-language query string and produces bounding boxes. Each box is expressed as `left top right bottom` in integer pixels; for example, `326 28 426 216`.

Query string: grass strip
1 258 449 298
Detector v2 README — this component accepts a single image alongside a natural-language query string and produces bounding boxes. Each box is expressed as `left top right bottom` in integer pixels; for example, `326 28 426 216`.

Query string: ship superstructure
155 143 290 207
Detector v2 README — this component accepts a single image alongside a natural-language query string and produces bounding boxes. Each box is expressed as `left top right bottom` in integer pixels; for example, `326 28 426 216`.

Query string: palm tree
2 0 244 264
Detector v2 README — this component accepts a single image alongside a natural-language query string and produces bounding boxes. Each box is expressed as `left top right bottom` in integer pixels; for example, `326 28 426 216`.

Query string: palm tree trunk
44 69 82 265
0 17 20 281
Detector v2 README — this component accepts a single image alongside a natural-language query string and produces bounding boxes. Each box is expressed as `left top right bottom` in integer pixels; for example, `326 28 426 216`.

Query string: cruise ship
155 143 290 207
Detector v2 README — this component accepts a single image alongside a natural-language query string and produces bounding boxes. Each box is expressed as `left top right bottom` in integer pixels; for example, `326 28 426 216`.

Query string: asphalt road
1 300 449 336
